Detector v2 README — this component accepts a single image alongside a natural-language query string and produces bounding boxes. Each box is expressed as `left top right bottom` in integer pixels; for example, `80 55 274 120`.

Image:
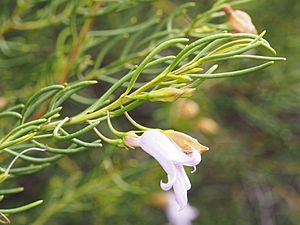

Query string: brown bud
222 4 257 34
196 117 220 135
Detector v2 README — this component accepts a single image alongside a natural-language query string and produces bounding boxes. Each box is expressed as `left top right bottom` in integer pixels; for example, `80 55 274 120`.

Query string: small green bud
177 75 193 82
186 68 203 74
147 87 196 102
166 73 192 82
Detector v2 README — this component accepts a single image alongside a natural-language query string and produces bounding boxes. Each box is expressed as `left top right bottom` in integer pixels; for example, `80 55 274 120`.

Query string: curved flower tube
125 130 207 209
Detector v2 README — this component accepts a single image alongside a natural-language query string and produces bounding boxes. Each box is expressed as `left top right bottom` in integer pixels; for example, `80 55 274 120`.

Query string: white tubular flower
125 130 208 209
166 192 199 225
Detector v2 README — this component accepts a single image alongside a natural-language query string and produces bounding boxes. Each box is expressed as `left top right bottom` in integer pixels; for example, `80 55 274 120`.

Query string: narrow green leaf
0 200 43 214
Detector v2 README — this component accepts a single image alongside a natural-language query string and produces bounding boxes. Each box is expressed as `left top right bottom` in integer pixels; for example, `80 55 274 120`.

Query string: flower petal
176 164 191 190
160 172 177 191
173 148 201 167
173 174 188 209
165 192 199 225
139 130 178 189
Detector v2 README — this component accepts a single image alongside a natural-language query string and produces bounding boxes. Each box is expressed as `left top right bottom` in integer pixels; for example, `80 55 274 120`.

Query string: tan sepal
164 130 209 154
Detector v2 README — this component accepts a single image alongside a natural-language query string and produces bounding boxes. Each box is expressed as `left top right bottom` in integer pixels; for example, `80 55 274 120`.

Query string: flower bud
164 130 209 154
147 87 196 102
222 4 257 34
176 75 193 82
196 117 220 135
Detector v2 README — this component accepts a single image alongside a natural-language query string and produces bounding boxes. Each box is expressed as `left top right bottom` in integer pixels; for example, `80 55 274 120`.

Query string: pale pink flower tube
125 130 201 209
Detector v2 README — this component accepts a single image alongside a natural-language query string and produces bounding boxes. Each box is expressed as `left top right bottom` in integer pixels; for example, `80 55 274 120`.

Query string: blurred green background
0 0 299 224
